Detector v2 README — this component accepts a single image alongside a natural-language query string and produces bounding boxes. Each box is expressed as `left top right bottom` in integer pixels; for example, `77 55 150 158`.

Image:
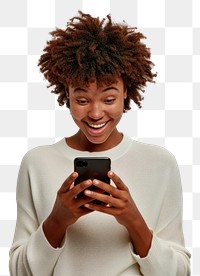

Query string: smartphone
74 157 111 204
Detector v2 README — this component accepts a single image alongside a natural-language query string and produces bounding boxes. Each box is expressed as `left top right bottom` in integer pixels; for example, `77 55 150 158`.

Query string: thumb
59 172 78 193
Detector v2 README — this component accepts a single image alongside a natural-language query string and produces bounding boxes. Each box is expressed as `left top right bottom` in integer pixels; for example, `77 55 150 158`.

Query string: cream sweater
9 135 190 276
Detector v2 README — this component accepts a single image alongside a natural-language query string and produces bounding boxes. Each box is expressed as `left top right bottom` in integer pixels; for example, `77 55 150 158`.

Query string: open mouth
86 122 108 129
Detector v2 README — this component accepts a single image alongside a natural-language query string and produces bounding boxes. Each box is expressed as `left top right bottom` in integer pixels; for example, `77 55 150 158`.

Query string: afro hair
38 11 157 110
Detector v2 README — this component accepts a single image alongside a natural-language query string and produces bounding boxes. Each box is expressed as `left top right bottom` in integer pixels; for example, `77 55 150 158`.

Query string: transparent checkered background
0 0 199 275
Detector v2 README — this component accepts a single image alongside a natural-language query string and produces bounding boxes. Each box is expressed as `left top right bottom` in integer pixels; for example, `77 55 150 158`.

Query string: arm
84 167 191 276
9 154 93 276
42 174 93 248
9 155 63 276
84 173 153 257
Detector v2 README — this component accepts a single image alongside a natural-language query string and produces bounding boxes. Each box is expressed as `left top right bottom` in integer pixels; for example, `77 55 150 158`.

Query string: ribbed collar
54 134 133 161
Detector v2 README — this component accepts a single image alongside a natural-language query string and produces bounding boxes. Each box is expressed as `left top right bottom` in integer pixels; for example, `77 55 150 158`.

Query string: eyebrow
73 88 87 93
73 86 119 93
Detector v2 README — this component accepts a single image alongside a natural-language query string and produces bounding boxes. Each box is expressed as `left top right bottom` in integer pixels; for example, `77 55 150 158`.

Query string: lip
84 121 109 135
87 122 107 128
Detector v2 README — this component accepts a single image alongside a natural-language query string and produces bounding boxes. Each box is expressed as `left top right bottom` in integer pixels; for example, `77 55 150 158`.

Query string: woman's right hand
43 172 93 248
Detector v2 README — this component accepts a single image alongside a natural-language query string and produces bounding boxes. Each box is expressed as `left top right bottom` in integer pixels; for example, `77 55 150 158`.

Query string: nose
88 102 104 120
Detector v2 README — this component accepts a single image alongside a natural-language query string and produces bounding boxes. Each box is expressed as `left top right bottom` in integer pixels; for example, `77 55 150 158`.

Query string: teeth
88 122 106 129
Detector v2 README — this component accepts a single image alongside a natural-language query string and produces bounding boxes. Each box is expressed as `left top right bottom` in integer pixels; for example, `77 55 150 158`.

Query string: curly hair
38 11 157 110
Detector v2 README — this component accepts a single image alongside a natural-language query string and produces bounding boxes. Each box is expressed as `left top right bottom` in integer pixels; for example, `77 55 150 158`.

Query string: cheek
70 105 89 122
111 100 124 117
111 108 123 118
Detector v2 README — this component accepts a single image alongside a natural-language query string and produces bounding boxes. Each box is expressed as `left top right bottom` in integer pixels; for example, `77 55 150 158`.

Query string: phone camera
77 160 88 167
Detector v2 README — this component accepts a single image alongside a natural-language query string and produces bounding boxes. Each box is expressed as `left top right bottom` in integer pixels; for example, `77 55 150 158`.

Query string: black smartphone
74 157 111 204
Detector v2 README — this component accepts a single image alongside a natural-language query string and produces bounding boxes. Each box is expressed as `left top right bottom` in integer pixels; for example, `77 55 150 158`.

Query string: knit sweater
9 134 190 276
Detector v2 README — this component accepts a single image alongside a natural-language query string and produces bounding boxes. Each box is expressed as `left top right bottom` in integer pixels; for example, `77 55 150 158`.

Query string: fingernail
93 179 99 185
85 190 92 195
86 179 92 185
109 171 114 177
72 172 78 178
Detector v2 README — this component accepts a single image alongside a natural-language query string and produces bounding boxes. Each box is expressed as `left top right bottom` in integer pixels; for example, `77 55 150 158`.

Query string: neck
66 130 123 152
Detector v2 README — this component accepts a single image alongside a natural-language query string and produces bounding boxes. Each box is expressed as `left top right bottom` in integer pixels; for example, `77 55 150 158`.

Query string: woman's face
68 78 127 151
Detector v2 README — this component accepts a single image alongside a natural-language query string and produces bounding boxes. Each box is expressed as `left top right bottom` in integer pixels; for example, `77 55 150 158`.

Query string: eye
76 98 88 105
104 98 115 104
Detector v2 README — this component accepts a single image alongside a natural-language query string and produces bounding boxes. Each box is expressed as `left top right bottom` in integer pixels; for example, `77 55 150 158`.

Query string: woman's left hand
84 171 139 229
84 171 153 257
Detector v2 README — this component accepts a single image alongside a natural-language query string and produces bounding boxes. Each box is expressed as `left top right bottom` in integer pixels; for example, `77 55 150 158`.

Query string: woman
9 11 191 276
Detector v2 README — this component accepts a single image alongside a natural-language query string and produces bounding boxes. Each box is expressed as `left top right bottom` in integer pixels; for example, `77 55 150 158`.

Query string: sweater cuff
27 223 66 269
129 233 176 276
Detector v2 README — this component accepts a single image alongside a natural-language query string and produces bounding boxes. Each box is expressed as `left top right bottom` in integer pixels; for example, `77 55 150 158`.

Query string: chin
86 132 113 145
87 136 108 145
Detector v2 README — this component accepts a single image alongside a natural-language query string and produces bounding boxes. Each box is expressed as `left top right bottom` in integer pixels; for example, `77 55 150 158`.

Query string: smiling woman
9 11 190 276
67 78 126 151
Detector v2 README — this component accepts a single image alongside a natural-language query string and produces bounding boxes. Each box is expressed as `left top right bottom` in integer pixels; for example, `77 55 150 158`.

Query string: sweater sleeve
9 153 65 276
129 151 191 276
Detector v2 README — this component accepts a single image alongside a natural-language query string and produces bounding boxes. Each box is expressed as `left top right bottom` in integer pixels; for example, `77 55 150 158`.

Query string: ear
65 87 69 98
124 87 127 99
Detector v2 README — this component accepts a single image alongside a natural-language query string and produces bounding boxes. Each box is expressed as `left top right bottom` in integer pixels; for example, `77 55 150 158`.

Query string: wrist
43 214 68 248
126 217 153 258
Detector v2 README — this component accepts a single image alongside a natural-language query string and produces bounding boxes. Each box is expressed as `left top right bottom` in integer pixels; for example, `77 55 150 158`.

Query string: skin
66 78 126 152
43 78 152 257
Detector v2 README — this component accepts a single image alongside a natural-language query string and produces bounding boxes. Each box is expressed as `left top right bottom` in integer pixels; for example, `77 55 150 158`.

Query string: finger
68 179 93 200
84 202 118 216
108 171 128 191
84 189 122 208
74 195 96 209
92 179 119 197
59 172 78 193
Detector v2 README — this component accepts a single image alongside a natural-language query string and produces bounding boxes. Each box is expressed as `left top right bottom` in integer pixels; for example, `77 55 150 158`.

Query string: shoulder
20 139 64 168
127 139 182 190
129 138 178 168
